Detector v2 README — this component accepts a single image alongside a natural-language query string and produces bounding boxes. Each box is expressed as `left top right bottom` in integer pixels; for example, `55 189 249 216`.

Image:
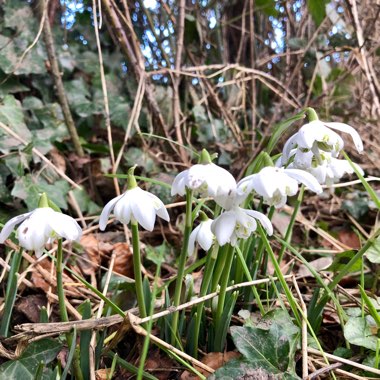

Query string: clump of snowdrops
1 107 374 379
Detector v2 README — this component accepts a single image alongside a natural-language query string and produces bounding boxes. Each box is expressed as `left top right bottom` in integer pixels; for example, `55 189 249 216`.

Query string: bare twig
39 0 84 157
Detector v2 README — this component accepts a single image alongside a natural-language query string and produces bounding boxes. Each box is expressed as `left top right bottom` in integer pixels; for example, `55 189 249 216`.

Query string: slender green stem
56 239 84 380
191 244 219 357
171 189 193 345
257 225 301 325
215 244 235 330
131 221 147 319
57 239 69 322
210 245 228 292
137 260 162 380
278 185 304 264
0 248 23 337
235 246 265 314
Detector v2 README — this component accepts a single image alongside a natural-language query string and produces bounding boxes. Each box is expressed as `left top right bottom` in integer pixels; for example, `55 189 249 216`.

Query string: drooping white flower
0 207 82 258
282 120 363 165
237 166 322 208
99 187 169 231
281 150 364 186
171 149 236 198
188 218 214 254
211 207 273 246
308 154 364 186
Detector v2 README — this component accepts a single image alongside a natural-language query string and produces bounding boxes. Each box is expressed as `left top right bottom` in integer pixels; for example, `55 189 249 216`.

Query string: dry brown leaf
337 230 361 249
144 349 176 380
79 234 113 275
16 294 47 323
297 257 333 278
112 242 134 277
95 369 111 380
48 147 66 173
181 351 240 379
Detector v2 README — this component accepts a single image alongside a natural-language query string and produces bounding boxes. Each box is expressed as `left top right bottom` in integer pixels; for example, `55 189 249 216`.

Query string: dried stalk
38 0 84 157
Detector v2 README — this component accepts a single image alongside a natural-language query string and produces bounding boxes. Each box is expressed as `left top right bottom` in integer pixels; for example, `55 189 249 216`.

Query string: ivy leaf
12 175 70 210
210 316 300 379
0 4 46 75
365 236 380 264
307 0 329 26
344 316 379 351
0 95 32 152
0 339 61 379
327 250 362 273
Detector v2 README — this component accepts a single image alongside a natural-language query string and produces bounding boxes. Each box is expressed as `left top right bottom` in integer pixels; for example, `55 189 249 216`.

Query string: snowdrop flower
211 207 273 246
209 187 273 246
280 150 364 186
188 213 214 254
171 149 236 198
99 166 169 231
237 166 322 208
308 154 364 186
282 119 363 165
0 195 82 258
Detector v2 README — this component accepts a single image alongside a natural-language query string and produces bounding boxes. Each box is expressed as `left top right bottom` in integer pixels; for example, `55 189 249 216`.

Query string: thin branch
173 0 187 163
39 0 84 157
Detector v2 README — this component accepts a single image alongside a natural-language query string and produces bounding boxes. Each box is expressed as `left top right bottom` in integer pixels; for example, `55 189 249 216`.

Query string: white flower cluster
279 119 364 186
0 112 364 259
180 118 364 254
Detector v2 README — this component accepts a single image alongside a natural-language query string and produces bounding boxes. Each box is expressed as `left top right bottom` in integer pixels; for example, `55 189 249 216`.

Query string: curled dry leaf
16 294 47 323
112 242 133 277
297 257 333 278
144 348 177 380
180 351 241 379
79 234 113 276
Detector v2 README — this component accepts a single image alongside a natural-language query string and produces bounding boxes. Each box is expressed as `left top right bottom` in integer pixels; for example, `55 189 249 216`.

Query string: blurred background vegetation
0 0 378 218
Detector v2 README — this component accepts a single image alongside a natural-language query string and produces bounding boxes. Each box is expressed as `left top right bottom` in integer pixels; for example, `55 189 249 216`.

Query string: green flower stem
269 188 302 301
191 243 219 358
0 248 23 337
171 189 193 345
214 244 235 331
251 206 275 280
56 239 84 380
131 221 147 319
235 246 265 314
57 239 69 322
137 258 162 380
278 185 304 264
210 245 228 292
257 224 301 325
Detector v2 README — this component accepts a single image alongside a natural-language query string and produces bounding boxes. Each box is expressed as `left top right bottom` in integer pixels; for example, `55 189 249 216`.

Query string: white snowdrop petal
325 122 364 153
171 170 188 196
283 133 299 162
130 190 156 231
99 193 125 231
285 169 323 194
197 220 214 251
0 211 33 243
211 212 236 246
49 213 82 241
113 194 132 225
188 225 200 255
17 218 49 252
245 210 273 236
